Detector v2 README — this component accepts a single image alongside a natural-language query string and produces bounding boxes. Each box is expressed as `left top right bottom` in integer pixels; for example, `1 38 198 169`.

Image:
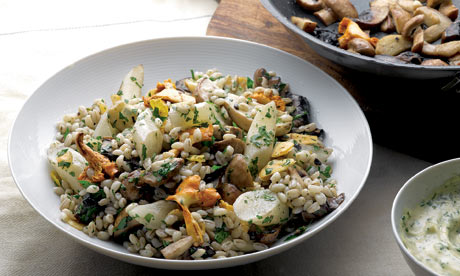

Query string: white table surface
0 0 427 274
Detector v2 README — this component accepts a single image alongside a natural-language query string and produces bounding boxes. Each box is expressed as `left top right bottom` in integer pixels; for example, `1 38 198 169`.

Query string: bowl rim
260 0 460 72
8 35 373 269
390 157 460 276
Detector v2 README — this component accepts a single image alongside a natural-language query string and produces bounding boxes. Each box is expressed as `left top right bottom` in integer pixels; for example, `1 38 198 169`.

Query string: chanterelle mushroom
338 18 379 49
166 175 221 245
75 132 118 182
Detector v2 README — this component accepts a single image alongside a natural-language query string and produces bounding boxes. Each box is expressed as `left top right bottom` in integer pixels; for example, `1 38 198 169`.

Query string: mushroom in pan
442 21 460 42
375 34 412 56
355 0 391 29
291 16 317 33
296 0 324 11
448 53 460 65
338 18 379 50
398 0 423 12
412 27 425 52
414 6 452 42
381 14 397 33
422 40 460 57
401 14 425 37
421 59 450 65
322 0 358 20
347 38 376 56
314 8 338 26
439 0 459 20
390 4 413 34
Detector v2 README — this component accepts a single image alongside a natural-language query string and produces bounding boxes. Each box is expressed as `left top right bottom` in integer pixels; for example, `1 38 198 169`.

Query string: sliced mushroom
390 4 412 34
175 78 191 93
422 40 460 57
355 0 391 29
161 236 194 259
143 158 184 187
113 208 142 240
222 101 252 131
193 78 213 103
401 14 425 37
253 68 268 87
260 227 282 245
381 15 396 33
449 53 460 65
219 183 242 205
322 0 358 19
427 0 447 8
291 16 317 33
375 34 412 56
121 170 143 201
442 21 460 42
213 126 244 140
398 0 423 12
347 38 376 56
412 27 424 53
314 8 338 26
439 1 458 20
296 0 324 11
225 154 253 188
213 137 246 154
414 6 452 42
421 59 449 65
396 51 424 64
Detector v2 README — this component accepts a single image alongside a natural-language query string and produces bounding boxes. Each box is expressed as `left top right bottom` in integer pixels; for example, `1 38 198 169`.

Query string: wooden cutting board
206 0 460 163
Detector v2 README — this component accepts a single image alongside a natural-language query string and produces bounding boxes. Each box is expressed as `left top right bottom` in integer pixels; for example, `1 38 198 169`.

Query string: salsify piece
166 175 221 245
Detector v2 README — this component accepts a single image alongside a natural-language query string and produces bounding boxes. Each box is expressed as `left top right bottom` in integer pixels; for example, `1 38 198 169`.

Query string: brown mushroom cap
225 154 253 188
347 38 376 56
442 21 460 42
439 0 458 20
390 4 412 34
322 0 358 19
314 8 338 26
414 6 452 42
213 137 246 154
355 0 392 29
381 15 396 33
401 14 425 37
411 27 425 53
253 68 267 87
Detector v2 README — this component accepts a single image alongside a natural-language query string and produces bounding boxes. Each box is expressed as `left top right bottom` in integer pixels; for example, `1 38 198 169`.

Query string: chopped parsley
56 148 68 157
282 159 291 166
152 107 167 122
262 215 274 224
214 227 229 243
265 111 272 118
130 76 142 88
285 225 309 241
256 215 263 219
152 161 178 181
119 112 129 122
63 128 70 141
78 180 93 188
211 165 222 171
58 161 71 169
320 165 332 178
142 144 147 160
250 126 273 148
190 69 196 80
293 111 308 121
248 157 259 178
117 90 123 96
114 216 133 232
144 213 154 223
263 192 276 201
69 171 76 177
201 136 216 147
265 168 273 175
247 77 254 88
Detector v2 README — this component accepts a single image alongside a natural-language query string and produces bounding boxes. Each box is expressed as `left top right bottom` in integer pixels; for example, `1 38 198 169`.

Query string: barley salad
47 66 344 260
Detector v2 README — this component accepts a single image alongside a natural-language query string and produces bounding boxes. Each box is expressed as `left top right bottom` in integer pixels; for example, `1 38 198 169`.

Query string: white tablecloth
0 1 424 274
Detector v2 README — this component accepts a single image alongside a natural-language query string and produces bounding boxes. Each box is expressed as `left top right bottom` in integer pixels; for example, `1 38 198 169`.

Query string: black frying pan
261 0 460 79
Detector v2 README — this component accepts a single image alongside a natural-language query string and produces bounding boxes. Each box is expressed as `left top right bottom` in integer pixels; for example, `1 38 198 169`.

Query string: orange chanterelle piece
338 18 379 49
166 175 221 245
75 133 118 182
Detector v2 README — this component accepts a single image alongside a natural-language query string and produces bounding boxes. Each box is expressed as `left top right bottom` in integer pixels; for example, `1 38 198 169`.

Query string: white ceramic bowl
8 36 372 269
391 158 460 276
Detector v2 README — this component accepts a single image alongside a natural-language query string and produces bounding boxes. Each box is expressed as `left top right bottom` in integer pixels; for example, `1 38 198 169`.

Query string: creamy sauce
401 176 460 276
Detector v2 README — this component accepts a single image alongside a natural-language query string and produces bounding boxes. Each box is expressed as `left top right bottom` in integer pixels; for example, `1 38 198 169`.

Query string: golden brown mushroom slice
390 4 412 34
439 0 459 20
414 6 452 42
314 8 338 26
323 0 358 20
113 208 142 240
296 0 324 11
442 21 460 42
422 40 460 57
225 154 254 188
421 59 449 66
347 38 376 56
75 132 118 182
291 16 317 33
381 15 396 33
161 236 194 259
401 14 425 37
375 35 412 56
355 0 392 29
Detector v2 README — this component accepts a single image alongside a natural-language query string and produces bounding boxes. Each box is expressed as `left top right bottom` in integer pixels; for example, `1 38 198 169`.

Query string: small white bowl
391 158 460 276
